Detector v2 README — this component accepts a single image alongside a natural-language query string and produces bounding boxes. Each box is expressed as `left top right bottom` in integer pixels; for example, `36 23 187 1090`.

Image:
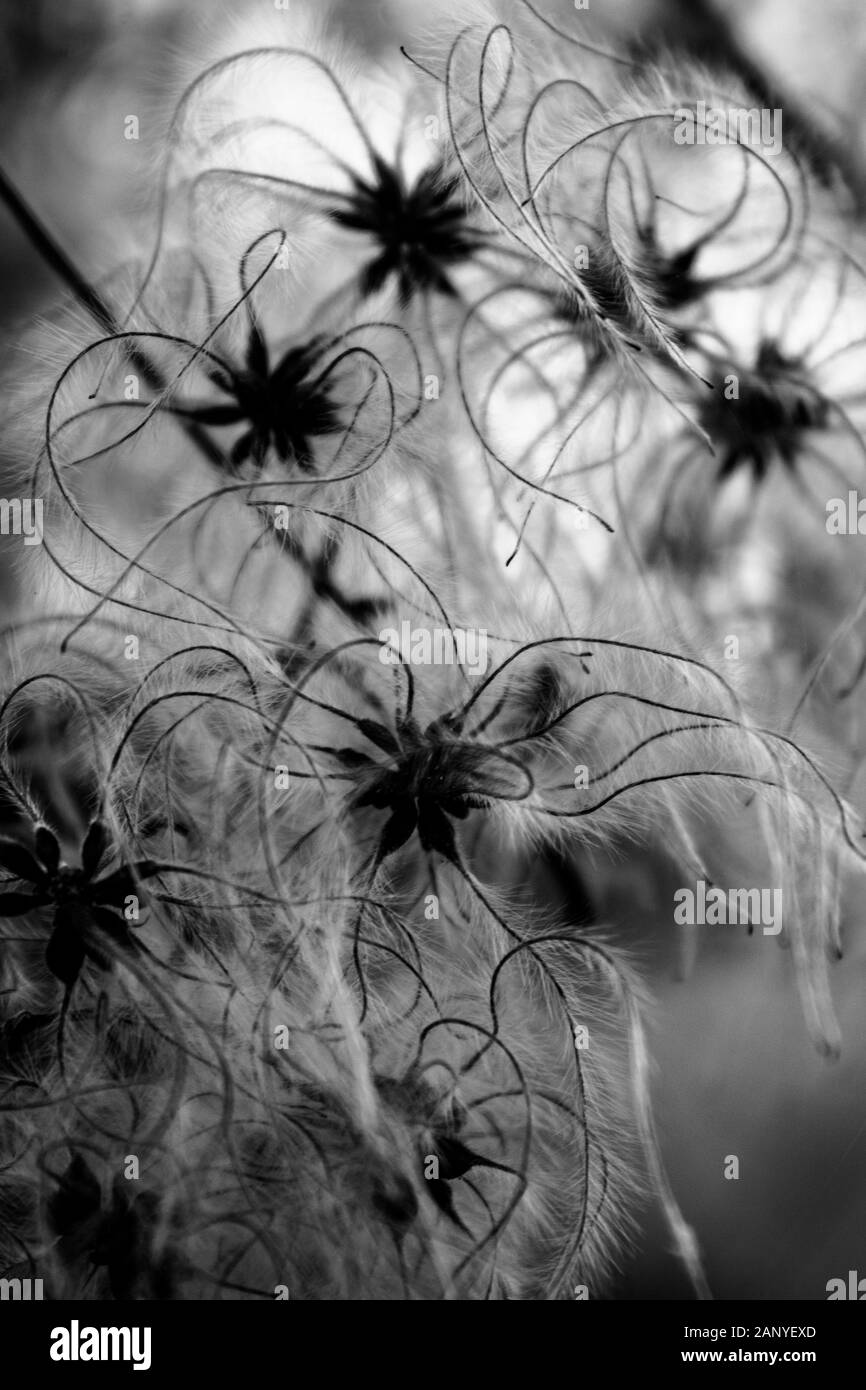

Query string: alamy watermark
826 1270 866 1299
49 1321 151 1371
379 621 489 676
0 1276 43 1299
0 497 43 545
674 879 782 935
826 491 866 534
673 102 783 157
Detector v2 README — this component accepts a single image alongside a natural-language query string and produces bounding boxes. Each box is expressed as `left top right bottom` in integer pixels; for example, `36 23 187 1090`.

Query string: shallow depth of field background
0 0 863 1299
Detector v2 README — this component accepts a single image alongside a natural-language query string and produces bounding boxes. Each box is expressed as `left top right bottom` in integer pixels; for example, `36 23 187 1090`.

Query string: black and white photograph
0 0 863 1353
